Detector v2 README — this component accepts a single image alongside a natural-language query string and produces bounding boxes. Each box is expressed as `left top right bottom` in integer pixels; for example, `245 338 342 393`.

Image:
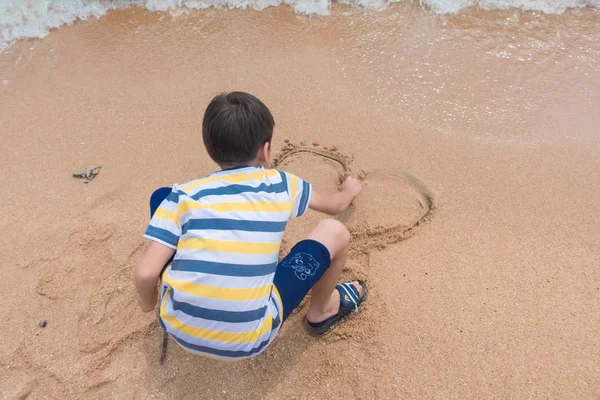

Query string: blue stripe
182 182 286 201
159 315 167 331
171 259 277 277
145 226 179 247
278 171 288 194
181 219 287 234
168 332 272 358
298 181 310 216
166 191 179 203
269 294 282 329
170 296 267 323
272 313 281 331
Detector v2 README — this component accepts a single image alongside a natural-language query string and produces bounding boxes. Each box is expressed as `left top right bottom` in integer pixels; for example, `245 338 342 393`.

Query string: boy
134 92 367 360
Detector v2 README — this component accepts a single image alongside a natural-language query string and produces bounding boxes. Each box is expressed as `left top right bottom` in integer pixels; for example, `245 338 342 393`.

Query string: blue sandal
306 280 368 335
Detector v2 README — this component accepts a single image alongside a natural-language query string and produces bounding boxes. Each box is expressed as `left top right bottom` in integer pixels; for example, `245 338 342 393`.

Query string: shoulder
274 170 310 185
177 174 216 197
270 169 299 179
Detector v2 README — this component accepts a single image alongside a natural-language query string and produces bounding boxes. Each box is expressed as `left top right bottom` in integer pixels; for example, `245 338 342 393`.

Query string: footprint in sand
34 219 151 359
272 142 436 255
35 224 117 300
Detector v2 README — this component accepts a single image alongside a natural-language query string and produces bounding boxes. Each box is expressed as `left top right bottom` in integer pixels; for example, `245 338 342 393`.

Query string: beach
0 2 599 398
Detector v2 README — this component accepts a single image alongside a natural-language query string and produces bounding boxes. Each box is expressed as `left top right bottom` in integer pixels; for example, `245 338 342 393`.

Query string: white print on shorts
281 252 321 280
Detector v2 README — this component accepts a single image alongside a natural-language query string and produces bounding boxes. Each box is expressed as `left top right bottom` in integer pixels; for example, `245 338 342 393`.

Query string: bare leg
305 219 364 324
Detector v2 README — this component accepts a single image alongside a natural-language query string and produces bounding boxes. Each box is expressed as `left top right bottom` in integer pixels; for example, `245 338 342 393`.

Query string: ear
257 141 271 168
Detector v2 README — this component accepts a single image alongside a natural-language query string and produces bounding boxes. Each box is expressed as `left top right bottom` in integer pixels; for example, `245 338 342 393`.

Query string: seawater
1 0 598 51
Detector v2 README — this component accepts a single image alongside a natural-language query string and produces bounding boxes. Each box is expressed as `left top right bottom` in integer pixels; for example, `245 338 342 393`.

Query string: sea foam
1 0 598 51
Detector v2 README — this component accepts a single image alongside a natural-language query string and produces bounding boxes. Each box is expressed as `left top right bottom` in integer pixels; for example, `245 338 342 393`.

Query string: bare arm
309 176 362 215
134 241 175 312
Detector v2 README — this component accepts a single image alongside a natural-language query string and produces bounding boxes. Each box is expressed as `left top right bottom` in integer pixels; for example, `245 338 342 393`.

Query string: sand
0 4 599 399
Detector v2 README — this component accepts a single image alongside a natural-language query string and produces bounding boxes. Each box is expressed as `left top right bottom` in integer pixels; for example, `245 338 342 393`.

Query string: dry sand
0 4 599 399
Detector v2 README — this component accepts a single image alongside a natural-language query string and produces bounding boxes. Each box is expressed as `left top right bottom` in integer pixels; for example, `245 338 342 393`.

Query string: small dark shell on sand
39 320 47 328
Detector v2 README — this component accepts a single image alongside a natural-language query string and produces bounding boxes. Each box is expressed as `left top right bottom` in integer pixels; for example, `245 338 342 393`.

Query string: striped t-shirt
144 166 311 360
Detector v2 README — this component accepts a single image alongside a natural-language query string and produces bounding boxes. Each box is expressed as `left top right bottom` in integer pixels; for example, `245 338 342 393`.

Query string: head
202 91 274 169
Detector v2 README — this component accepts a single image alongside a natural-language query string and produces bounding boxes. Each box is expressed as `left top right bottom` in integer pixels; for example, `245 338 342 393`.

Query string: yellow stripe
290 175 298 209
162 274 273 300
179 200 292 214
182 170 279 193
153 208 180 226
178 238 280 254
272 285 284 320
160 290 273 343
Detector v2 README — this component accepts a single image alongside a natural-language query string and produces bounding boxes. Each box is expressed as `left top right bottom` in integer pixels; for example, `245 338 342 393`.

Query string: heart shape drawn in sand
272 142 436 255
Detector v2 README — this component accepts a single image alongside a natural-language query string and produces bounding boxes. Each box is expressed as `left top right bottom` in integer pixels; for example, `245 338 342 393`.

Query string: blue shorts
150 187 331 322
273 239 331 321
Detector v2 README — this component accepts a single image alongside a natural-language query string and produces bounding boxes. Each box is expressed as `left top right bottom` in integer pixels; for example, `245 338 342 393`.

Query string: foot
305 280 366 325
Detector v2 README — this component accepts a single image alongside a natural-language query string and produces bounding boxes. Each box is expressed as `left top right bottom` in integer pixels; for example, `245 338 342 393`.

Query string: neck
219 162 263 170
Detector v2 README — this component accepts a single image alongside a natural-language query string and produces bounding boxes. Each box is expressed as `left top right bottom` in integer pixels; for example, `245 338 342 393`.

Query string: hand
340 176 362 199
309 176 363 215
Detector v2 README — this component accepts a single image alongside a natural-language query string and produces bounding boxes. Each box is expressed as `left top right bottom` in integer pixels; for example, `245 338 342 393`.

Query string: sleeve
143 185 182 249
279 171 312 219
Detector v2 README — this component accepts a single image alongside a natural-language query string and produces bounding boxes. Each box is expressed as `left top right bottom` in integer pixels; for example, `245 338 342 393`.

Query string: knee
317 219 350 247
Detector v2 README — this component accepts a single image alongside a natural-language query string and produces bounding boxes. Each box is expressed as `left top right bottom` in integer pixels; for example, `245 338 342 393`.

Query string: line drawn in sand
273 141 355 181
272 141 436 255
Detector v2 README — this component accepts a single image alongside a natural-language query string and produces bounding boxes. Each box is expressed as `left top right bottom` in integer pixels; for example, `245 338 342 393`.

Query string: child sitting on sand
134 92 367 360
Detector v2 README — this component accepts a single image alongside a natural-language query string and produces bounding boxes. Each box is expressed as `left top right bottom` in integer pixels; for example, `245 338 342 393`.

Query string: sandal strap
336 282 364 312
306 280 368 335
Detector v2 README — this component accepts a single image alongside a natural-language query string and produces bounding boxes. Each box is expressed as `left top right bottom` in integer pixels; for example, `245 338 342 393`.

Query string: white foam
1 1 112 45
421 0 599 13
1 0 598 51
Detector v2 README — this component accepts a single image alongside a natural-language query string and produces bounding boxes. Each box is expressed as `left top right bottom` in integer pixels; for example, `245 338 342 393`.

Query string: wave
1 0 598 51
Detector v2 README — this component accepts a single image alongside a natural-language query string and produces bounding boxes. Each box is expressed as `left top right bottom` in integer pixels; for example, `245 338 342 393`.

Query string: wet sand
0 4 599 399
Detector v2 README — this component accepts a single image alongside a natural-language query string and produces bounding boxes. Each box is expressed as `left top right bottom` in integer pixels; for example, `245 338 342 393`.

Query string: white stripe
158 197 178 208
345 283 361 303
339 283 359 305
199 191 290 205
180 212 289 223
184 229 284 244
